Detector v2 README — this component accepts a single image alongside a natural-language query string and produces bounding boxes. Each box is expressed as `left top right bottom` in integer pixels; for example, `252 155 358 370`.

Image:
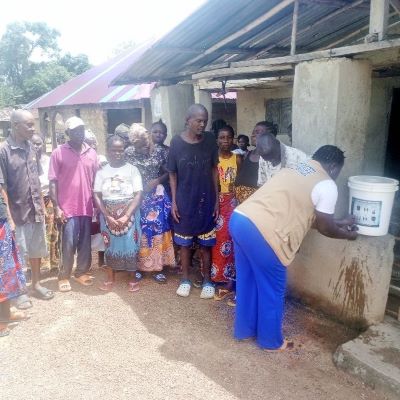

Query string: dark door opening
107 108 142 134
385 88 400 317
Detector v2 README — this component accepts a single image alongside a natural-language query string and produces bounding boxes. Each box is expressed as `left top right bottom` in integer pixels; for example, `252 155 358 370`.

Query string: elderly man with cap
0 109 54 309
49 116 98 292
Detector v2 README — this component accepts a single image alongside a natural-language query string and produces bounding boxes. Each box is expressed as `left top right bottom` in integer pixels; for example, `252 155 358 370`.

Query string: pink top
49 143 98 217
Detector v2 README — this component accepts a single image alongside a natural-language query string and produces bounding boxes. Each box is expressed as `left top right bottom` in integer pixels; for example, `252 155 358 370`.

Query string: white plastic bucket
348 176 399 236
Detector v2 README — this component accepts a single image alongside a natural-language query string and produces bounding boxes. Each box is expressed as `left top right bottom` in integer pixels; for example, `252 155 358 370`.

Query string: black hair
256 121 278 137
312 145 345 165
217 124 235 138
151 119 167 133
106 134 125 149
212 119 227 133
237 134 249 144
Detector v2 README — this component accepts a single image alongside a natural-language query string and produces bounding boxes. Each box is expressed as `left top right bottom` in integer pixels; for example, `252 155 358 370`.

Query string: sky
0 0 206 65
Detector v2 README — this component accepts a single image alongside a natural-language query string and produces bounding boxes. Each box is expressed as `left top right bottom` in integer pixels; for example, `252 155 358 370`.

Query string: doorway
385 88 400 318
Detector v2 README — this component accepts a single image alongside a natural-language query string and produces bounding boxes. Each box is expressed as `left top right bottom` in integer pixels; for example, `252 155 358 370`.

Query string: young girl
93 136 143 292
0 181 28 337
212 126 241 304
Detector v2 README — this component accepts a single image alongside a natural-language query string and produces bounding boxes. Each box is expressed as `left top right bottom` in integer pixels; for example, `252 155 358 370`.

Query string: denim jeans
59 216 92 280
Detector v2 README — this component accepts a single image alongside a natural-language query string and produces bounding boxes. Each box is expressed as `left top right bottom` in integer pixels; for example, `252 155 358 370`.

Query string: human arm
312 180 357 240
315 211 357 240
1 186 15 232
169 171 180 223
116 191 143 226
93 191 119 230
49 180 67 224
212 165 219 222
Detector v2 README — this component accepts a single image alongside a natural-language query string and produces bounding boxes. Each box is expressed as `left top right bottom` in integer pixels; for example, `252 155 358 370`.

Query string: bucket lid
348 175 399 190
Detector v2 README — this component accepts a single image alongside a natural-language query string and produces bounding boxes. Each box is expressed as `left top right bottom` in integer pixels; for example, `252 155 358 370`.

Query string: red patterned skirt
211 193 237 283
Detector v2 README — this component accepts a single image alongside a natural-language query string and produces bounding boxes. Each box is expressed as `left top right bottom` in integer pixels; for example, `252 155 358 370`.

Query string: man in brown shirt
0 109 54 309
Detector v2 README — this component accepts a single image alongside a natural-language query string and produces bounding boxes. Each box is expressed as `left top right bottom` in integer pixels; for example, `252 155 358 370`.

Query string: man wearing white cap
49 117 98 292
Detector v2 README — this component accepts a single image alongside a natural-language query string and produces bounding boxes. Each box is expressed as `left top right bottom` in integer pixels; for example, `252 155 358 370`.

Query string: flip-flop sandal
99 282 114 292
15 294 33 310
0 328 10 337
227 295 236 307
214 288 233 301
128 281 140 292
73 275 94 286
32 286 54 300
58 280 71 292
0 311 30 323
200 282 215 299
152 273 167 284
176 280 191 297
99 281 114 291
264 339 295 353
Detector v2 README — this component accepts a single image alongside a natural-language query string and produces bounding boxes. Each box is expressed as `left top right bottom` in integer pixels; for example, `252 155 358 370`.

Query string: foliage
0 21 91 107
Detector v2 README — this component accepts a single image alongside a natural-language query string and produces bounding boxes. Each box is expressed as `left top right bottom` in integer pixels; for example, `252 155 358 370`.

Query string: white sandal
200 282 215 299
176 280 191 297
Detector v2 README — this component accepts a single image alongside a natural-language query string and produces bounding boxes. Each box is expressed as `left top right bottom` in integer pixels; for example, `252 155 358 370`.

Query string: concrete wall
194 87 212 131
292 58 371 216
151 84 194 144
80 107 107 154
289 231 394 327
236 86 292 135
289 58 395 327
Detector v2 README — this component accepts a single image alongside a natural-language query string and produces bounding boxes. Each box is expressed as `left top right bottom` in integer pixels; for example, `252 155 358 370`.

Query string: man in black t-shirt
167 104 219 299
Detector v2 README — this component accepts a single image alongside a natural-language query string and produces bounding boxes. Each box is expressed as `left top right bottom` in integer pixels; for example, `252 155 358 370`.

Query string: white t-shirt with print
94 163 143 200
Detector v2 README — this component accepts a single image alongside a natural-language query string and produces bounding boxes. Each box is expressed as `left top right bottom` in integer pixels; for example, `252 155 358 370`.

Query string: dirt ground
0 263 390 400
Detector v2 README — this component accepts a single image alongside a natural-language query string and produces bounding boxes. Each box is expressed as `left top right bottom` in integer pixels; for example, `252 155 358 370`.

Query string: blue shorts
173 229 216 247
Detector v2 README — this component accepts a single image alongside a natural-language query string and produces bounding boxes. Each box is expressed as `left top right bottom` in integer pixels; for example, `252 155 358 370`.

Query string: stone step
333 317 400 400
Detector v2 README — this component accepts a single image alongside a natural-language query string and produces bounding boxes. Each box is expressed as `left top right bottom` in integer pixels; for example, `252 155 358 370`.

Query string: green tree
0 21 91 105
59 53 91 76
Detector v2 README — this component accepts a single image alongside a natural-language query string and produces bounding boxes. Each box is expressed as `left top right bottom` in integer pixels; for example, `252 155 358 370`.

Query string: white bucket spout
348 176 399 236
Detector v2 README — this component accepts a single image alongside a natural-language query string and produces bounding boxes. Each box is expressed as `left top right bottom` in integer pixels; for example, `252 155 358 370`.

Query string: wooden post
290 0 300 55
369 0 390 41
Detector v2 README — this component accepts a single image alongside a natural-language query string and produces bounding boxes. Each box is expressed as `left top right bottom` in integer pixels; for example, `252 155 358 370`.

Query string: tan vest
237 160 331 266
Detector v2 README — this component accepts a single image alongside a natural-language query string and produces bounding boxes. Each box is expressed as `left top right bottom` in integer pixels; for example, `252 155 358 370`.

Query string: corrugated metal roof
112 0 400 85
26 42 155 110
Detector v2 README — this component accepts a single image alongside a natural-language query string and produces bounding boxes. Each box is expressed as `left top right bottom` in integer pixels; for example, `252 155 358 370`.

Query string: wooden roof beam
390 0 400 14
185 0 295 66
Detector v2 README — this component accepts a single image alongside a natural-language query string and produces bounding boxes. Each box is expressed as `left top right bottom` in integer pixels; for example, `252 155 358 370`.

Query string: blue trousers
229 211 287 349
59 216 92 280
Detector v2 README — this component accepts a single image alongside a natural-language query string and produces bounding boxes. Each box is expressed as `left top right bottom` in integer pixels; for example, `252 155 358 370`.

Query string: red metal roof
26 42 154 109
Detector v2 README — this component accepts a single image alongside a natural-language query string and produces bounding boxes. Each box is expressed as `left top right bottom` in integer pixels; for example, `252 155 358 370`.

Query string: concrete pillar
369 0 389 41
194 86 212 130
290 57 394 327
150 84 194 144
292 57 372 216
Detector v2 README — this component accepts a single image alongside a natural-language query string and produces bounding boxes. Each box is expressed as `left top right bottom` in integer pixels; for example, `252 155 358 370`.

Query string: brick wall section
389 191 400 280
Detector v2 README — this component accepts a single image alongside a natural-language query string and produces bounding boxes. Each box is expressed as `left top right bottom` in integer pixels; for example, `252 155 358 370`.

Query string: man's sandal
73 275 94 286
58 280 71 292
31 286 54 300
264 339 295 353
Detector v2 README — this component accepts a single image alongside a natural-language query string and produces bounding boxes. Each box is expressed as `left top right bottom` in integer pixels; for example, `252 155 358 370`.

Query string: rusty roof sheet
26 42 155 110
112 0 400 85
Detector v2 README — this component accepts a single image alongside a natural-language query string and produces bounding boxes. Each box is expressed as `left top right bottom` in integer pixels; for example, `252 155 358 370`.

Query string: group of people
0 104 358 352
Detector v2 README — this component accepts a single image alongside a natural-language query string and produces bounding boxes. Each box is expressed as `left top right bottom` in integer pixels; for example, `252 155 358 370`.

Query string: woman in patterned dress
125 123 175 283
94 135 143 292
0 183 27 337
212 126 241 303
